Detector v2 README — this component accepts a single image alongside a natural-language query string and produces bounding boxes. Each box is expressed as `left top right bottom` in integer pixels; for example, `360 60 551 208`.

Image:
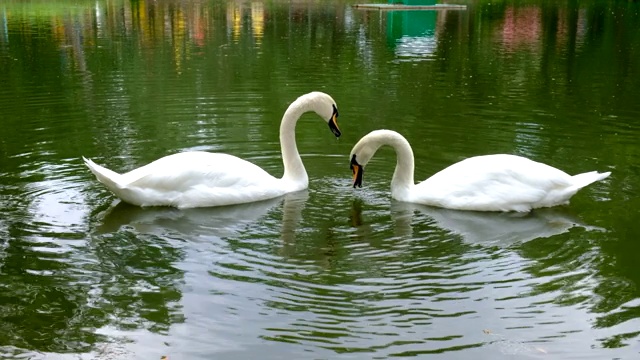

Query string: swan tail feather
570 171 611 190
83 156 126 191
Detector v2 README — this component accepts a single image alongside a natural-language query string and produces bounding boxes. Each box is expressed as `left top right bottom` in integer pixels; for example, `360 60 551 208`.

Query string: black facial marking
328 105 341 138
328 120 341 137
350 154 364 188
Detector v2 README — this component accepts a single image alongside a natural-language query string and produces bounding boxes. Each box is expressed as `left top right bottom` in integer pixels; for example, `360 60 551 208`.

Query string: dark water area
1 0 639 358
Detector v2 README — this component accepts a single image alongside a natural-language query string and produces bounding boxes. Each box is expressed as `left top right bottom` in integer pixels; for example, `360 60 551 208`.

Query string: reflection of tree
88 230 185 334
0 231 99 353
0 163 100 353
352 0 640 173
1 0 639 353
0 153 186 354
0 178 185 353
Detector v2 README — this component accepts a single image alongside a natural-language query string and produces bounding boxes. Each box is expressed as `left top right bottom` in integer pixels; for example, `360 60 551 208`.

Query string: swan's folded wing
116 152 285 207
125 152 277 192
415 154 573 212
417 174 548 211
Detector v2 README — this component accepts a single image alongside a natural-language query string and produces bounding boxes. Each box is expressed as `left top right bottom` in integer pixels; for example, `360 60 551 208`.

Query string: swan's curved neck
280 99 310 185
387 134 416 199
359 132 415 200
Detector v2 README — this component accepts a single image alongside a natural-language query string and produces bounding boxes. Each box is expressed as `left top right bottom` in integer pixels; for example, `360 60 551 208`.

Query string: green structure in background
386 0 437 51
388 0 436 4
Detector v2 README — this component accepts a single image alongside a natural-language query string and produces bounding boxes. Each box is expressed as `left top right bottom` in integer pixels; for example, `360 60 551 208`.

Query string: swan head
302 91 341 138
349 134 378 188
349 129 406 189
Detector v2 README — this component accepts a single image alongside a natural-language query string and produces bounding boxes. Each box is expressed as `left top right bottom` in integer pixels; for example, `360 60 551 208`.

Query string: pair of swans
84 91 610 212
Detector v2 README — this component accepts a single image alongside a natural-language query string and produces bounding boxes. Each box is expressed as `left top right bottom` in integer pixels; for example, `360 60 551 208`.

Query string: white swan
84 91 341 208
349 129 611 212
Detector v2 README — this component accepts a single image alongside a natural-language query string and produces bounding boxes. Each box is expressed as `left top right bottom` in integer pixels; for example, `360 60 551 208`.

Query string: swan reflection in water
388 201 605 246
89 193 311 357
96 190 309 241
347 194 605 246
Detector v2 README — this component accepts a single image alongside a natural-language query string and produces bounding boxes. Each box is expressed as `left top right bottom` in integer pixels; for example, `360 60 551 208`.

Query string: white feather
83 92 340 208
350 130 611 212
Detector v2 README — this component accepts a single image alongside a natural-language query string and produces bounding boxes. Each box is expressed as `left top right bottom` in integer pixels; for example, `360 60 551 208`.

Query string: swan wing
414 154 574 212
116 152 285 208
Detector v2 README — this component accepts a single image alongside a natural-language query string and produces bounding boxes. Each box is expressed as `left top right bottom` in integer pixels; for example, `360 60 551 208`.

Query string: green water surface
1 0 639 358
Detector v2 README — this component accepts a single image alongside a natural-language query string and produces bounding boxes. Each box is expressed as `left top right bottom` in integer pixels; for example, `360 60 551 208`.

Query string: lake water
1 0 640 359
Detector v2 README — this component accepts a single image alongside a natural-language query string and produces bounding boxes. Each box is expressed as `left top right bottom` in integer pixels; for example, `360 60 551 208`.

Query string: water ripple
1 1 637 358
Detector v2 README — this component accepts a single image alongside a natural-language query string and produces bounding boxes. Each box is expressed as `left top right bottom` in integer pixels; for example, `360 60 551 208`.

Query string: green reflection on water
0 0 640 358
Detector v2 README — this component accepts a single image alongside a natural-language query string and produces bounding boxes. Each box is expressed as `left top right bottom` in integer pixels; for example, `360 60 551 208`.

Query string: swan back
414 154 611 211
